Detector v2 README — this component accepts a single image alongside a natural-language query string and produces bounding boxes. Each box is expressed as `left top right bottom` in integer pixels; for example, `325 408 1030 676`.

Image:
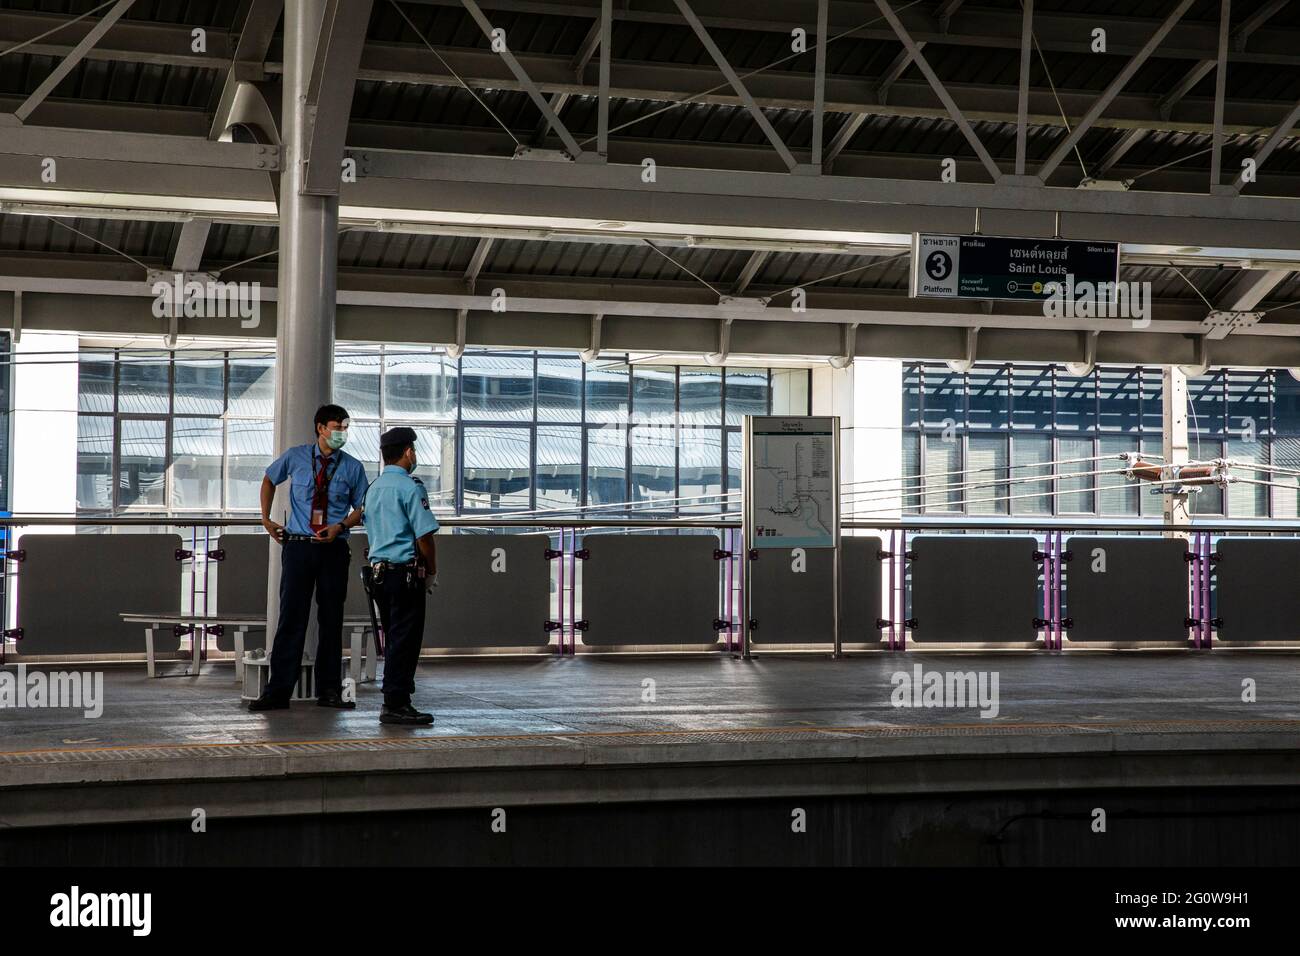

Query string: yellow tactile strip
0 719 1297 765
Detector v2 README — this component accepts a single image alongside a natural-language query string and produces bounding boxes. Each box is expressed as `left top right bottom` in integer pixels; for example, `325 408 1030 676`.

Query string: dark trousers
266 538 350 699
374 572 427 706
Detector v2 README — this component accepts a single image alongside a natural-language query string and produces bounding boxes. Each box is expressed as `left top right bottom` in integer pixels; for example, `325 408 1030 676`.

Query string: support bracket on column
1065 329 1100 376
705 316 734 366
1179 334 1212 377
947 326 980 373
447 308 468 359
579 313 603 363
828 322 859 369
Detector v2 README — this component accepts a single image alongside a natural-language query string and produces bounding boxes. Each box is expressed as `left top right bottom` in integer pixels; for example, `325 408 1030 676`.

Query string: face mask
326 430 348 450
406 455 417 474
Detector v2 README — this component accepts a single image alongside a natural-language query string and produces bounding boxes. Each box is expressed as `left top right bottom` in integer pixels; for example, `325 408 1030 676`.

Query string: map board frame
742 416 841 551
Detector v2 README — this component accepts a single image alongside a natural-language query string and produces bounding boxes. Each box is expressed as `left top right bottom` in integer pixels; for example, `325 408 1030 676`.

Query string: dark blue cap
379 426 417 449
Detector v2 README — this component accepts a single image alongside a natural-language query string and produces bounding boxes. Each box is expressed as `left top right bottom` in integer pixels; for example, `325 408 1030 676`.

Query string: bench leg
234 628 246 683
187 629 202 677
349 626 363 686
145 626 156 678
365 629 378 683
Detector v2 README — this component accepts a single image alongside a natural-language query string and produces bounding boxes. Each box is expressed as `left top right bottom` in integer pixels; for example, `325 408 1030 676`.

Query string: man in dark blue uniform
249 404 369 712
363 427 439 725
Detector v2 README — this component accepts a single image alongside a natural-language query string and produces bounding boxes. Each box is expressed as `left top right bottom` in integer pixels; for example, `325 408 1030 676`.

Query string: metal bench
120 612 378 684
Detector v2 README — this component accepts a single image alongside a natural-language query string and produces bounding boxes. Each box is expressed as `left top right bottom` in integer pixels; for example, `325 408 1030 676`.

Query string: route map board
744 416 839 550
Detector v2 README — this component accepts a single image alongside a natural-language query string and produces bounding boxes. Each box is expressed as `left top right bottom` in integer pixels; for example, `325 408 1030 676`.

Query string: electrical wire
388 0 523 148
0 0 120 60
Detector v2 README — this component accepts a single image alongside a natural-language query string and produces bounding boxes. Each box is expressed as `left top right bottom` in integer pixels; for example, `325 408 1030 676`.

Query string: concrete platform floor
1 651 1297 830
1 650 1297 747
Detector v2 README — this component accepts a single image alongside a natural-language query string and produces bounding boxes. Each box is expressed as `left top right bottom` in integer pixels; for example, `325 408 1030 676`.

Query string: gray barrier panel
750 537 882 644
212 534 372 650
211 534 268 651
909 535 1040 643
1064 536 1188 642
423 534 553 647
1213 538 1300 641
580 534 720 645
16 534 183 654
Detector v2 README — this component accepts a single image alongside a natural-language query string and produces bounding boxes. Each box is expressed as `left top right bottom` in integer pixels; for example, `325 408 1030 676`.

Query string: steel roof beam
1037 0 1197 184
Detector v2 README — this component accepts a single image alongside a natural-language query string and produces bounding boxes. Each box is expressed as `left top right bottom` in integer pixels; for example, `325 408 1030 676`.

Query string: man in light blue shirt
249 404 369 712
362 427 439 725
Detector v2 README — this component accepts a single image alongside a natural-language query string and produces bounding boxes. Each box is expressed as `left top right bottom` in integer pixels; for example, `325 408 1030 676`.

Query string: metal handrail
5 514 1300 533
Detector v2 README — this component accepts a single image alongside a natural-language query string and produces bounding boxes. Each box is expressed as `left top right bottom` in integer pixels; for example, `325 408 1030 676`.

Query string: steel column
266 0 341 651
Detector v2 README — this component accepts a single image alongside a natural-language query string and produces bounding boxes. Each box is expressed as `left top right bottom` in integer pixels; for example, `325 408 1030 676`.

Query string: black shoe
248 693 290 712
380 703 434 725
317 689 356 710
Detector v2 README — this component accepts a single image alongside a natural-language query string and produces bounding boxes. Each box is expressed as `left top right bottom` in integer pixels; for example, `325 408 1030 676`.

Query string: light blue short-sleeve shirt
264 443 369 536
362 465 440 562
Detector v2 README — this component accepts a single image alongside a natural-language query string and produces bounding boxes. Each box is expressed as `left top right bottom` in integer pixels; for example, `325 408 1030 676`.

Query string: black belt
284 533 345 542
370 559 418 571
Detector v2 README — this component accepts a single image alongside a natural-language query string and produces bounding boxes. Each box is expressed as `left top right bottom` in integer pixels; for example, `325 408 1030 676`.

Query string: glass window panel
387 348 458 420
410 424 456 510
461 425 531 510
724 368 768 426
679 367 721 426
901 430 921 514
1011 434 1052 516
1098 435 1139 515
118 355 170 414
1190 438 1223 514
1188 372 1225 436
345 421 382 481
726 429 743 496
228 354 275 417
903 364 921 428
537 425 582 510
118 419 167 509
922 433 961 512
1274 371 1300 437
173 353 225 415
1098 366 1140 433
1227 437 1267 518
770 368 809 416
76 415 114 510
226 419 272 509
334 350 381 419
1011 365 1053 430
171 418 223 510
537 356 582 422
78 351 115 413
586 425 626 508
679 426 723 513
967 434 1008 514
1055 371 1095 432
967 366 1009 430
921 365 963 430
1227 371 1269 440
632 366 676 425
585 360 629 423
1058 436 1095 513
1140 367 1163 433
1271 437 1300 518
630 424 676 507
